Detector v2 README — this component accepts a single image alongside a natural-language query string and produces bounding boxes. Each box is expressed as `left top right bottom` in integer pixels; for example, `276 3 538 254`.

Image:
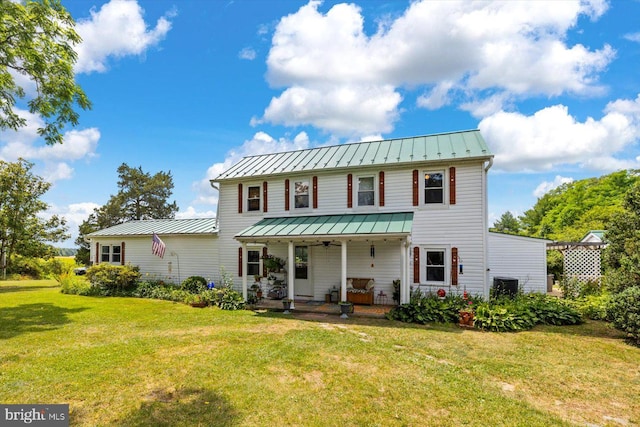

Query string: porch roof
235 212 413 241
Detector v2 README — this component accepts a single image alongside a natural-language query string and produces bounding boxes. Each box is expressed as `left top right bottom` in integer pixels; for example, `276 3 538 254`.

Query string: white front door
293 245 313 298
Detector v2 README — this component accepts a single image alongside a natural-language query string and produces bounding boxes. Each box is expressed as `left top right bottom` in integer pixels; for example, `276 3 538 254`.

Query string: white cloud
479 94 640 172
533 176 575 198
0 108 100 182
239 47 257 60
176 206 217 219
193 131 311 205
46 202 101 246
259 0 613 135
75 0 173 74
623 32 640 43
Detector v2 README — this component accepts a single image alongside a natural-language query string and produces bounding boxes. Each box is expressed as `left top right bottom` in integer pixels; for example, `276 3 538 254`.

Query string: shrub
386 292 482 324
180 276 208 294
86 264 141 296
59 273 97 296
566 293 611 320
207 287 245 310
606 286 640 346
7 255 47 279
560 277 602 299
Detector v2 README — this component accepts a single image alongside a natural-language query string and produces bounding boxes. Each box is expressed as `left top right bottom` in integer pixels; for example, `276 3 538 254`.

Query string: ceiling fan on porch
308 240 341 247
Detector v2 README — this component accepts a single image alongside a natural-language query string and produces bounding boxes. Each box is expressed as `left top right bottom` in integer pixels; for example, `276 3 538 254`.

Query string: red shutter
95 242 99 264
238 183 243 213
262 247 268 277
312 176 318 209
379 171 385 207
285 179 290 211
263 181 268 213
238 247 243 277
451 247 459 286
347 174 353 208
449 166 456 205
412 169 419 206
413 246 420 283
121 241 125 265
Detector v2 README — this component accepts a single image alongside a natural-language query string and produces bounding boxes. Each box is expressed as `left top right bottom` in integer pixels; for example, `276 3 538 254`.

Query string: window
247 185 260 211
357 176 375 206
247 250 261 276
294 180 309 208
101 245 121 263
425 249 445 282
101 246 110 263
295 246 308 279
424 171 443 204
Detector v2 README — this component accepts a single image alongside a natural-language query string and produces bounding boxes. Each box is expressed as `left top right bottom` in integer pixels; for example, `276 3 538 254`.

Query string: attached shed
86 218 219 284
487 232 550 293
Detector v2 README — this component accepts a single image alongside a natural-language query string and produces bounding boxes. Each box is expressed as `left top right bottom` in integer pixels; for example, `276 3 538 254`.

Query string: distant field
1 280 638 426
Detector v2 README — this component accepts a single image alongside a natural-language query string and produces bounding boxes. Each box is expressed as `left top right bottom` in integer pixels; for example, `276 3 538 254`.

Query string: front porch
252 298 395 318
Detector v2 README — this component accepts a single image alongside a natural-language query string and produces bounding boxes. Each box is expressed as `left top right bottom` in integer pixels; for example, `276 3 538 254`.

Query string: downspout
209 181 220 229
482 157 494 299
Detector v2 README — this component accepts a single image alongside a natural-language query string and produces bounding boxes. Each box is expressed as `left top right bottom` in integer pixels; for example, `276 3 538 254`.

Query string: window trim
423 169 445 205
246 184 261 212
355 174 376 208
292 178 312 210
100 244 122 264
421 246 449 285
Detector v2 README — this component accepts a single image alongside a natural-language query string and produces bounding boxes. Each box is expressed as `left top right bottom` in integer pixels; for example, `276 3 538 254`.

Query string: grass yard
1 281 639 426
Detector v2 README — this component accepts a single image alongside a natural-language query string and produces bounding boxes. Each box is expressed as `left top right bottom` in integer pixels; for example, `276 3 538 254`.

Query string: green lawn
1 280 639 426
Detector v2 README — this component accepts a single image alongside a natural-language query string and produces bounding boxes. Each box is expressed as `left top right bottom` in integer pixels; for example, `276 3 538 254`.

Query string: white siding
89 235 219 285
216 159 490 298
487 232 548 293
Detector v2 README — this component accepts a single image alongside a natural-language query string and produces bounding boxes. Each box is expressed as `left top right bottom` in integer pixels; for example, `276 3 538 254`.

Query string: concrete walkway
253 299 395 318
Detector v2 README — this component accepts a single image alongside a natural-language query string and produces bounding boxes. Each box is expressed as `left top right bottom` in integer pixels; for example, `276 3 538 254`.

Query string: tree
76 164 178 265
603 182 640 293
1 0 91 145
0 159 69 278
492 211 521 234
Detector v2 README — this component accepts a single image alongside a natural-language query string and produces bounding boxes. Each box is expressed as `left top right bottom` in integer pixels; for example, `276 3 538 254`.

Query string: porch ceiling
235 212 413 241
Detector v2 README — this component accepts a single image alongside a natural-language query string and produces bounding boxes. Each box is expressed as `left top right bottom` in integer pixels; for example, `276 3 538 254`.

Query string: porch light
370 244 375 258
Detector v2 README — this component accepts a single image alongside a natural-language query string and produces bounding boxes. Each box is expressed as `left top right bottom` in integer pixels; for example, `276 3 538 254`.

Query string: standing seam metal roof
214 130 491 181
87 218 218 237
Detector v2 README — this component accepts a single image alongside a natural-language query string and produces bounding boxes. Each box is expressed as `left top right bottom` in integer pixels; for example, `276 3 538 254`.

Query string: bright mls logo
1 404 68 426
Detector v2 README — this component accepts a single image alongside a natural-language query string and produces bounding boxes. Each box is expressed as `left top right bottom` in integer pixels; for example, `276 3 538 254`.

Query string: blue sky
3 0 640 245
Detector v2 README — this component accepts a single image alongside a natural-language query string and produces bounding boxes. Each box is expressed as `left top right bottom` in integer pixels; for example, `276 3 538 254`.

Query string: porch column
288 241 295 309
400 240 406 304
402 240 411 304
241 242 248 301
341 240 347 302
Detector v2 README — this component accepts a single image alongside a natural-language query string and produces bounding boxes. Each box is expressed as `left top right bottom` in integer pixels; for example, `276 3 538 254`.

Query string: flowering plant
460 299 474 313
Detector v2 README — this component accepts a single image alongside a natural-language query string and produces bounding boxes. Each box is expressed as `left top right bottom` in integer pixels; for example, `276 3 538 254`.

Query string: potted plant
185 293 207 308
339 301 353 318
250 282 262 299
459 300 474 327
282 298 292 314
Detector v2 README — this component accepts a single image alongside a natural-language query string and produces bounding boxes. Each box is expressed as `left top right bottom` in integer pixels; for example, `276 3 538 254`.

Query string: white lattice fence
563 247 601 283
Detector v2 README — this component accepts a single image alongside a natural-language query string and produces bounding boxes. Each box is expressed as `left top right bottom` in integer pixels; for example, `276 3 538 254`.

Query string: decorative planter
339 303 353 319
190 302 207 308
459 311 474 327
282 300 292 314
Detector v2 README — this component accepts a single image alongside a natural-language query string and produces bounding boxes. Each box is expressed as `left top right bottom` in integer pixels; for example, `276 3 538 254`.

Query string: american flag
152 233 166 258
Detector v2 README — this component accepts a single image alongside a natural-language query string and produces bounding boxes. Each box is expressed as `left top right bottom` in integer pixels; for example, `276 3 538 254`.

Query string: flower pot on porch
282 299 292 314
339 302 353 319
459 311 474 327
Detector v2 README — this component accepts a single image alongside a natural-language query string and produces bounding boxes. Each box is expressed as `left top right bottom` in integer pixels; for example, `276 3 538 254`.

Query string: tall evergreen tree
76 164 178 265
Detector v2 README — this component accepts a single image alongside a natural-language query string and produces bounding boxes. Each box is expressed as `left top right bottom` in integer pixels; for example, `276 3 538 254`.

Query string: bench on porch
346 278 375 305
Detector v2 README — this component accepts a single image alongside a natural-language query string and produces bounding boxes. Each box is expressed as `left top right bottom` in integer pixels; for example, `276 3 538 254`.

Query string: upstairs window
247 185 261 211
424 171 444 204
357 176 375 206
294 180 309 209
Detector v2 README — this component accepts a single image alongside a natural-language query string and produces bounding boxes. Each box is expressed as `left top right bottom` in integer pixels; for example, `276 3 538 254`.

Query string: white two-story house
212 129 493 307
87 130 549 304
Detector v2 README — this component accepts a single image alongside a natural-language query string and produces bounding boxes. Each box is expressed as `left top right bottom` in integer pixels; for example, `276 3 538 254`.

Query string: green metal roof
235 212 413 239
87 218 218 237
214 130 491 181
